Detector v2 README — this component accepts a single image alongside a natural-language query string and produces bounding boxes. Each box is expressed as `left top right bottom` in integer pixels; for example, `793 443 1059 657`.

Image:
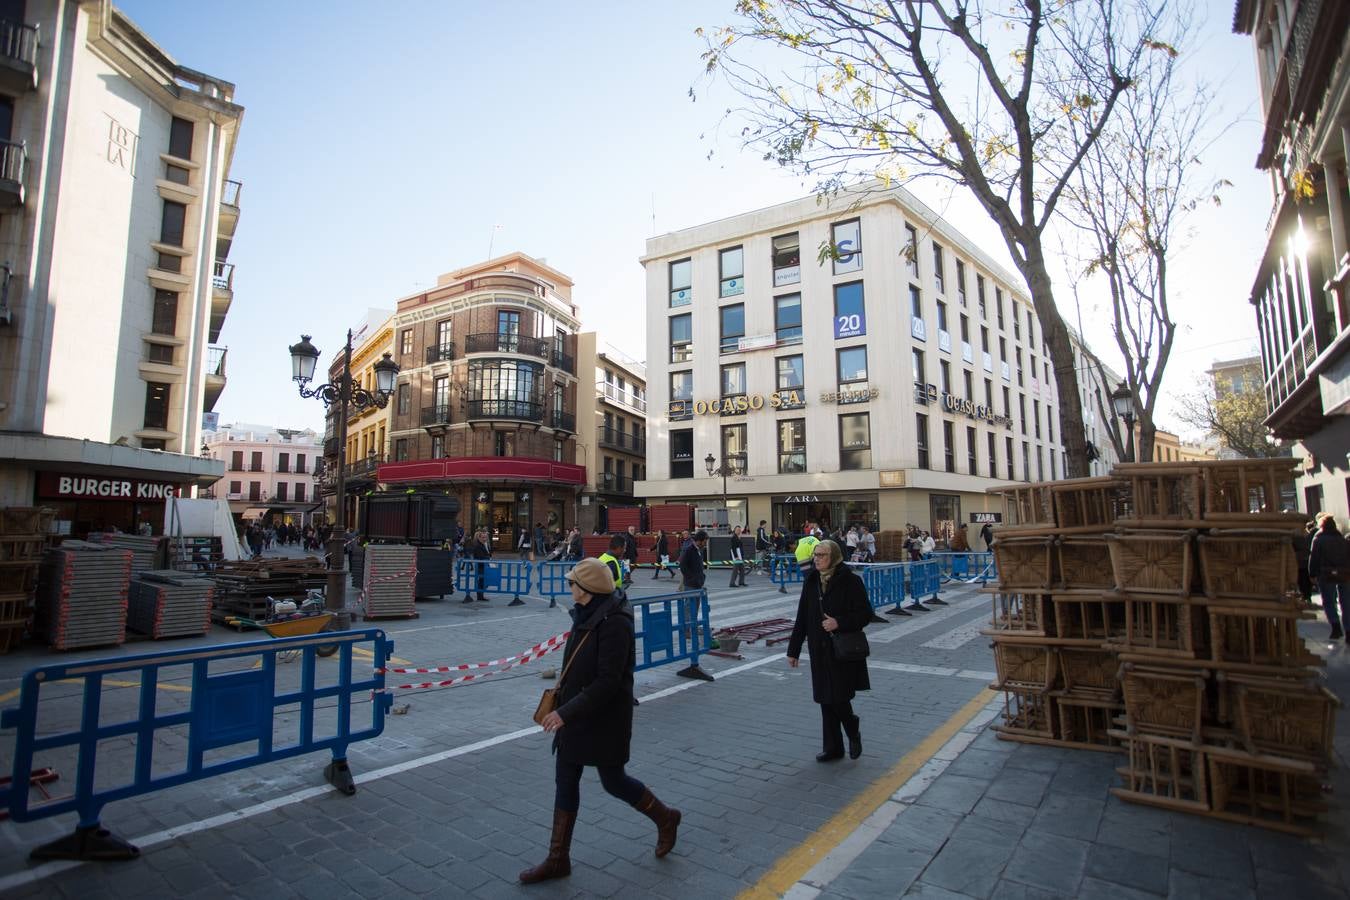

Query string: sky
116 0 1270 441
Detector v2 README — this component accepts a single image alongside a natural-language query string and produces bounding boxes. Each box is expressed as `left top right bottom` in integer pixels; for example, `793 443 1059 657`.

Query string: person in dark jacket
786 539 872 762
980 522 995 551
522 558 680 884
622 525 640 577
1310 514 1350 641
678 531 707 591
463 529 492 603
652 530 675 579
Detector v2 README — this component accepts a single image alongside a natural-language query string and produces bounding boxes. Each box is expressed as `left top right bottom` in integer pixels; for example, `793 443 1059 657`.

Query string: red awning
377 457 585 486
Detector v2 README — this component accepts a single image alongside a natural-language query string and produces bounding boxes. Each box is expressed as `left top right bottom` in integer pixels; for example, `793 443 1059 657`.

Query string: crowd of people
239 520 332 559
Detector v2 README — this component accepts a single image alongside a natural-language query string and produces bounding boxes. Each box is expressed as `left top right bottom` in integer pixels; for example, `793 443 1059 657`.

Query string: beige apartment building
201 425 322 525
636 185 1074 540
0 1 238 534
574 333 646 532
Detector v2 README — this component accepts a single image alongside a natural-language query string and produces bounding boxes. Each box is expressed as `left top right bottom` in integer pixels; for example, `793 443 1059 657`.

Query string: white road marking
921 617 989 650
870 592 987 643
867 661 996 682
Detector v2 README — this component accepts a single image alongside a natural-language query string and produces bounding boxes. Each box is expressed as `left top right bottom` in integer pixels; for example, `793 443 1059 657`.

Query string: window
141 439 166 451
496 311 520 352
1033 400 1041 438
777 354 804 391
721 362 746 397
1003 386 1011 416
1023 442 1031 483
832 219 862 274
833 281 866 339
1016 349 1024 386
1037 447 1045 481
146 343 173 364
839 413 871 469
296 454 307 474
837 346 868 385
494 431 515 457
775 293 803 344
229 480 241 494
295 483 306 502
778 419 807 473
142 382 170 430
943 421 955 472
1026 309 1035 349
1047 410 1054 443
433 375 450 412
165 163 189 186
467 359 542 417
912 348 925 383
910 286 926 340
1050 448 1057 481
981 326 990 353
985 378 994 409
431 434 445 458
400 329 413 355
719 303 745 353
999 337 1007 366
437 319 452 353
230 451 243 472
996 288 1005 329
915 414 930 469
249 482 261 502
251 452 263 471
276 482 288 502
1007 436 1015 480
168 117 194 160
719 246 744 297
394 439 409 461
772 233 801 286
967 426 978 475
1020 396 1027 434
670 370 693 402
964 369 974 399
904 224 919 277
1014 304 1021 339
160 200 186 247
722 423 747 469
277 452 290 473
939 360 951 394
932 242 945 293
396 383 410 416
937 301 949 337
671 430 693 478
670 314 692 362
960 313 970 344
988 433 997 478
976 274 986 318
956 260 967 306
669 259 692 307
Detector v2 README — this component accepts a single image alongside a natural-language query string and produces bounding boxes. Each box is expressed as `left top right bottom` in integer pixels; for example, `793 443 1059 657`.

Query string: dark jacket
679 540 706 588
787 565 872 705
1310 528 1350 579
654 534 670 558
621 532 639 563
756 527 771 551
469 539 491 561
554 594 635 767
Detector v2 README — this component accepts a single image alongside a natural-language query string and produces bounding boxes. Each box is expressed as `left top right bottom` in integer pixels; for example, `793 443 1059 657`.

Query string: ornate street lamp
705 453 745 530
288 330 399 624
1110 385 1137 463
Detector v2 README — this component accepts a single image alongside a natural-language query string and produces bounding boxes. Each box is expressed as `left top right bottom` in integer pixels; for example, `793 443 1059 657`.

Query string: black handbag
820 582 869 660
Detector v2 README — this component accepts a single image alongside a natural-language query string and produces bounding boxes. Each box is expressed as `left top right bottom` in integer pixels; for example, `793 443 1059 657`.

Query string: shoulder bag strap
557 630 592 688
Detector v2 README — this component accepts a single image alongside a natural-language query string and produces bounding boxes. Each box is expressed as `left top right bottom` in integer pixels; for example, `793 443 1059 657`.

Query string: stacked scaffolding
0 508 54 653
36 540 133 650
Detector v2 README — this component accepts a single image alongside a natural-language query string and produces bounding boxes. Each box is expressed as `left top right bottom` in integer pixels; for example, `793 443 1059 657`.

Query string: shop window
837 346 868 385
839 413 871 470
719 246 744 297
143 382 170 430
943 420 955 472
831 219 862 274
719 303 745 354
778 419 806 474
916 414 930 469
670 258 692 307
930 494 960 545
772 232 800 286
671 430 693 479
670 314 692 363
720 362 746 397
775 293 802 345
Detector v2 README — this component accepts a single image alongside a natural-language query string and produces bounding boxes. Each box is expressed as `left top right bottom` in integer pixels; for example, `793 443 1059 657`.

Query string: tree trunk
1022 256 1090 479
1137 420 1156 464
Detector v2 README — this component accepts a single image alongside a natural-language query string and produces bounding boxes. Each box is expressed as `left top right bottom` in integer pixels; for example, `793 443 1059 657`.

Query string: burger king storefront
37 474 180 536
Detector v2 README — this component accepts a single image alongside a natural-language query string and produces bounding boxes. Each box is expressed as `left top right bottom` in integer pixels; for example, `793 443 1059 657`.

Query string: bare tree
1058 10 1227 464
699 0 1174 477
1175 370 1284 460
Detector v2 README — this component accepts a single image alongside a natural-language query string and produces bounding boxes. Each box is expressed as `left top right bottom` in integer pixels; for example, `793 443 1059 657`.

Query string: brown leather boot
519 808 577 884
634 789 681 857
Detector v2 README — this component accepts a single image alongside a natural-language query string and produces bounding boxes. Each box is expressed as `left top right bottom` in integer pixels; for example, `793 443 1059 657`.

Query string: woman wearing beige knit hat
520 558 681 884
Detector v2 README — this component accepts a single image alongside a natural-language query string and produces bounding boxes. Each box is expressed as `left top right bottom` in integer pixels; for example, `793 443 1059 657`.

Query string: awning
240 507 271 519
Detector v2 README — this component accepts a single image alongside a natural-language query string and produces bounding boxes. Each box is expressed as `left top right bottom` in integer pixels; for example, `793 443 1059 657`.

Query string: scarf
815 539 844 592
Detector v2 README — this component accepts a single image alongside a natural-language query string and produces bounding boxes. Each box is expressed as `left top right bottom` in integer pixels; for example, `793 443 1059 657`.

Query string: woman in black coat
786 539 872 762
522 558 681 884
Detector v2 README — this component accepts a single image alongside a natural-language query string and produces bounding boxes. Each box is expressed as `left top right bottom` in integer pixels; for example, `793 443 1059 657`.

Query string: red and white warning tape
377 631 571 691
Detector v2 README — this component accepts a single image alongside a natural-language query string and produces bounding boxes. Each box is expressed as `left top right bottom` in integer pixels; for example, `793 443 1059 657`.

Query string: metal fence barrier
854 563 908 620
632 589 713 682
534 560 579 608
455 558 533 605
769 553 806 593
1 629 391 861
930 551 997 584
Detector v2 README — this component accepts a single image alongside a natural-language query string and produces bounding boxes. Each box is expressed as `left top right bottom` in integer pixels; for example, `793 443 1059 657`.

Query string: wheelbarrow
227 596 340 659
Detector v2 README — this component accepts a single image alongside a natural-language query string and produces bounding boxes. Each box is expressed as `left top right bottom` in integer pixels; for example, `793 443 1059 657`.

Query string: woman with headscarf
521 558 681 884
785 539 872 762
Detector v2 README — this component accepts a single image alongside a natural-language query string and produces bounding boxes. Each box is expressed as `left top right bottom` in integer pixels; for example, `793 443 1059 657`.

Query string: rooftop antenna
487 224 503 260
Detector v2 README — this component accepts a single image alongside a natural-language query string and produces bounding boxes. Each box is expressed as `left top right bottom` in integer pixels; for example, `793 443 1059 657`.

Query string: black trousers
819 700 857 753
554 757 645 813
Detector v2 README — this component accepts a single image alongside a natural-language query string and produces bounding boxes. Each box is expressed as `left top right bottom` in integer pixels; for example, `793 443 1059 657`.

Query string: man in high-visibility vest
794 522 820 578
599 535 627 598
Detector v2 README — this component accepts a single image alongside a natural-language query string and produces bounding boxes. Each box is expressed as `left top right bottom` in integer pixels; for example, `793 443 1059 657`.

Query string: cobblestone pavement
0 564 1343 899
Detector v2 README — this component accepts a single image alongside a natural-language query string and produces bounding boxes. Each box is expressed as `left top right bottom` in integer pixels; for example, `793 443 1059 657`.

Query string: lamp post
705 453 744 530
1110 385 1137 463
289 330 399 626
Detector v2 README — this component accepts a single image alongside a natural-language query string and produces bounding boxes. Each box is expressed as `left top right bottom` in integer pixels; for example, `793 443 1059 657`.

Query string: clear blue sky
117 0 1269 440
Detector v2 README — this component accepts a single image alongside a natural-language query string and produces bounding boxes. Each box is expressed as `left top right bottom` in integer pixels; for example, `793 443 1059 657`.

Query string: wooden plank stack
362 544 418 619
209 557 329 622
36 540 132 650
0 507 54 653
985 459 1336 835
128 570 214 639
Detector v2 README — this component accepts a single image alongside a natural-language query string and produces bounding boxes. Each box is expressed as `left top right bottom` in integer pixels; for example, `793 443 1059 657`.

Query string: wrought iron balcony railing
597 473 634 495
421 404 452 427
550 410 576 433
466 397 544 423
598 426 646 455
425 343 456 365
463 332 550 359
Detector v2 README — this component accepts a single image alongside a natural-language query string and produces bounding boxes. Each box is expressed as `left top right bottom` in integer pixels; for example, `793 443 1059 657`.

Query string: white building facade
636 186 1070 540
202 425 322 525
0 1 239 533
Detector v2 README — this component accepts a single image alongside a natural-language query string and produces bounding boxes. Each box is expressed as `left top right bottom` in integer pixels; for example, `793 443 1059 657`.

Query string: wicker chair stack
985 459 1335 835
0 507 55 653
361 544 418 620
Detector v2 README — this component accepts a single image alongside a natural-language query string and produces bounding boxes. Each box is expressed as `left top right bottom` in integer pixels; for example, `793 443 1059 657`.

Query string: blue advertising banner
834 281 867 339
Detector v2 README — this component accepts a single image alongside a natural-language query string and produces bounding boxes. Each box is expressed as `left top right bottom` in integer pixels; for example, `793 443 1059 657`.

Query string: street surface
0 549 1343 898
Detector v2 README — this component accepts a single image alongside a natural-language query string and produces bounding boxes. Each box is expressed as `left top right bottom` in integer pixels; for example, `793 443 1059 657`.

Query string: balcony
552 350 576 374
599 382 647 413
597 473 634 495
466 397 544 423
0 139 24 209
345 453 383 481
463 332 550 359
217 179 242 255
0 19 38 95
204 345 227 413
550 410 576 433
324 437 339 458
209 260 233 343
421 404 453 429
597 426 645 456
425 343 456 365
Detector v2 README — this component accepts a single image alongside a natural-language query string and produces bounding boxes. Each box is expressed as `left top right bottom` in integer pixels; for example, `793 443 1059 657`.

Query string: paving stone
1254 867 1350 900
983 769 1052 807
1167 869 1256 900
1028 792 1104 841
1084 843 1168 895
943 748 1012 781
989 880 1071 900
1076 876 1164 900
915 774 995 816
902 881 982 899
970 796 1038 828
1001 830 1089 896
920 816 1019 898
1093 819 1169 859
877 803 963 854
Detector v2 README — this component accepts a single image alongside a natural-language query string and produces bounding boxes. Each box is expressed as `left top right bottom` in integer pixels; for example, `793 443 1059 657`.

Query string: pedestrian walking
728 526 747 587
679 531 707 592
534 522 546 559
599 535 628 599
1295 520 1315 606
522 558 681 884
1310 513 1350 641
652 530 675 579
518 526 532 561
860 526 876 563
980 521 994 551
463 530 492 603
951 524 970 552
786 539 871 762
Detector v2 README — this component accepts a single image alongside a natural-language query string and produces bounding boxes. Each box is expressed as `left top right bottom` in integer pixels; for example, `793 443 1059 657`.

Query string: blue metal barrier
909 559 943 604
931 552 996 584
535 560 578 608
631 589 713 681
770 553 805 593
855 563 908 619
456 558 533 605
1 629 391 861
